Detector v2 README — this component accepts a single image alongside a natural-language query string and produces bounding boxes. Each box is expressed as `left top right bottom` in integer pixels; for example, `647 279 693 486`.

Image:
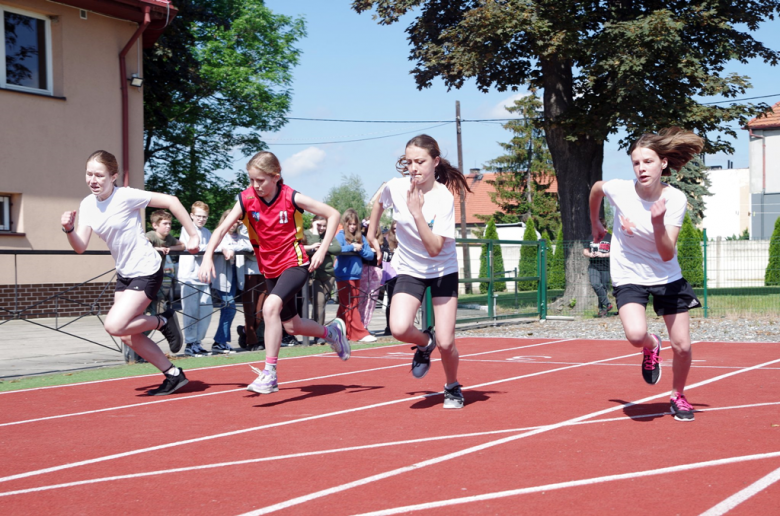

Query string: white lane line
0 339 575 427
238 356 780 516
0 342 648 484
1 400 777 498
699 465 780 516
351 452 780 516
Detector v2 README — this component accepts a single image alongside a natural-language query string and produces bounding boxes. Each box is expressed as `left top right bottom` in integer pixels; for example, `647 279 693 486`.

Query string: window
1 6 52 94
0 195 10 231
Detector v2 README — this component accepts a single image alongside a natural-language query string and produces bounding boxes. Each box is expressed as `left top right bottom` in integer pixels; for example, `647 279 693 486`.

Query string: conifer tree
666 157 712 226
517 218 538 291
765 217 780 286
677 212 704 287
548 226 566 290
479 218 506 294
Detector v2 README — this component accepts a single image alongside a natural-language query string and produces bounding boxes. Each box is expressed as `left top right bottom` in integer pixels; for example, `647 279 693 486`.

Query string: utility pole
456 101 473 294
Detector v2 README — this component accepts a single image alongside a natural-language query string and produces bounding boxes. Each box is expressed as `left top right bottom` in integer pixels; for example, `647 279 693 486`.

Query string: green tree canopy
678 212 704 287
143 0 305 216
479 218 506 293
765 216 780 286
353 0 779 245
324 174 370 220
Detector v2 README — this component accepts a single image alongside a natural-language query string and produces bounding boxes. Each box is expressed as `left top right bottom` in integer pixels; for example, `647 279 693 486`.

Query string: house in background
700 167 750 240
0 0 177 318
747 102 780 239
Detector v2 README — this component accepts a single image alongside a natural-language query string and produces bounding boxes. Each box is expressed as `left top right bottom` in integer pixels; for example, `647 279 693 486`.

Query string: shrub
677 212 703 287
765 217 780 286
548 226 566 289
517 218 538 291
479 218 506 293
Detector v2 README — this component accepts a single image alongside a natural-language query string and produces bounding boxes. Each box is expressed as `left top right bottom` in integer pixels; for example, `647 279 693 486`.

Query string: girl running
61 150 200 395
367 134 471 409
588 127 704 421
198 151 350 395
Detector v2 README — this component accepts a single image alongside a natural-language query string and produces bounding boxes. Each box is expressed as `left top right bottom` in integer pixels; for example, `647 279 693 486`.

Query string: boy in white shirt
177 201 212 356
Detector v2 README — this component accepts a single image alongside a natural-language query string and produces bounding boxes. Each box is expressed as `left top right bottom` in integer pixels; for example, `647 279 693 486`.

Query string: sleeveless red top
239 184 309 279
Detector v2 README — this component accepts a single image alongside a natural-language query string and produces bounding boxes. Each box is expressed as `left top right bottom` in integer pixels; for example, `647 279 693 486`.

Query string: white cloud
282 147 327 177
488 92 531 118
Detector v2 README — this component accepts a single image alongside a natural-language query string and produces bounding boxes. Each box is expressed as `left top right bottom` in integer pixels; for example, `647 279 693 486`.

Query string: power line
265 122 453 146
702 93 780 105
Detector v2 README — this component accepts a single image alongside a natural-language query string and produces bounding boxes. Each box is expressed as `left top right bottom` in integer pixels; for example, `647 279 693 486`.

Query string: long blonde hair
627 127 704 175
246 151 283 184
341 209 361 244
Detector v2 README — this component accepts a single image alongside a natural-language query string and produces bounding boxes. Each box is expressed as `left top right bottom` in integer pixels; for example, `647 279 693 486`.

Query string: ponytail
396 134 472 194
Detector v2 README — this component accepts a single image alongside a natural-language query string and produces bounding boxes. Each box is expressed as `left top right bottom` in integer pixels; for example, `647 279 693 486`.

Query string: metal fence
453 233 780 320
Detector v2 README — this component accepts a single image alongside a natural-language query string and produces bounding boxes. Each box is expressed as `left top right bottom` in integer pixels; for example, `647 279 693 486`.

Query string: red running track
0 337 778 515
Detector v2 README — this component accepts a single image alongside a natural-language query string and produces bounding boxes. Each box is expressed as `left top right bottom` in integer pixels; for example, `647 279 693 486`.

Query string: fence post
702 228 708 318
487 241 494 320
539 240 547 320
514 266 518 308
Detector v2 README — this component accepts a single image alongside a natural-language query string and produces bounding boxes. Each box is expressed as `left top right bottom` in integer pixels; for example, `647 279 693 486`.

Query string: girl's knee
104 317 125 336
624 329 648 347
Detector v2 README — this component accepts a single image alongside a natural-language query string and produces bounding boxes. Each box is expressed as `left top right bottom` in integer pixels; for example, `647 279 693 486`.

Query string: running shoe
411 327 436 379
359 334 377 343
324 319 350 361
184 344 202 357
670 392 695 421
147 367 189 396
443 383 464 409
246 365 279 394
641 334 662 385
193 343 211 356
211 342 233 354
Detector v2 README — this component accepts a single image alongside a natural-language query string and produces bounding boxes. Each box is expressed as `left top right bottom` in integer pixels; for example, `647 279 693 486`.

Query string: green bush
677 212 703 287
479 218 506 293
548 226 566 289
765 217 780 286
541 230 552 287
517 218 538 291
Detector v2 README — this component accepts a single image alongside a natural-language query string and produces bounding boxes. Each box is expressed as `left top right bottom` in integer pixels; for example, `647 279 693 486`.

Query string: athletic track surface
0 337 778 515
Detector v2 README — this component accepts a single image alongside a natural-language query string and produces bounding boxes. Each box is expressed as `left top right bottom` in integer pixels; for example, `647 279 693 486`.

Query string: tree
667 157 712 226
517 218 538 291
480 92 560 237
765 217 780 286
678 212 704 288
353 0 779 302
143 0 305 216
548 227 566 290
324 174 369 220
478 218 506 294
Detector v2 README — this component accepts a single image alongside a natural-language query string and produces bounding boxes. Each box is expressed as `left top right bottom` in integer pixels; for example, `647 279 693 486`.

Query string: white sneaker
324 319 351 360
359 334 377 343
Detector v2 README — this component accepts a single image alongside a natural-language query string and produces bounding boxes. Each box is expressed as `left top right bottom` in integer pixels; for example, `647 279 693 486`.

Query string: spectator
583 216 613 317
305 215 342 344
379 221 398 336
236 224 267 350
145 209 184 308
359 219 383 332
177 201 212 357
210 210 241 353
334 209 375 342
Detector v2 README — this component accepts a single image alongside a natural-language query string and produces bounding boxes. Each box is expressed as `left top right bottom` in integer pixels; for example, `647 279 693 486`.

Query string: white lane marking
238 356 780 516
350 453 780 516
0 342 650 483
1 401 777 498
699 465 780 516
0 339 575 427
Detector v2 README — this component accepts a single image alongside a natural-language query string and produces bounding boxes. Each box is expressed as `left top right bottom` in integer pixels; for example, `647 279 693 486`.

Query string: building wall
0 0 146 285
701 168 750 239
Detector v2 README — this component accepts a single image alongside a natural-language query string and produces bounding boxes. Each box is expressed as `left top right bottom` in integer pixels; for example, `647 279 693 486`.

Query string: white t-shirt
379 177 458 278
177 226 211 285
602 179 687 286
78 187 160 278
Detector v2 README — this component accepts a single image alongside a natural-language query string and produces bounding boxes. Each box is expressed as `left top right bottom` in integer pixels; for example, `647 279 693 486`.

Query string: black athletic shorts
393 272 459 303
613 277 701 316
265 265 309 322
115 267 164 301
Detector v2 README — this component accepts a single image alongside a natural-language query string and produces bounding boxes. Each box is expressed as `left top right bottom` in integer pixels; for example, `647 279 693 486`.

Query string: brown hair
150 209 172 225
396 134 472 194
341 209 361 244
385 221 398 251
627 127 704 176
86 150 119 180
191 201 209 214
247 151 283 185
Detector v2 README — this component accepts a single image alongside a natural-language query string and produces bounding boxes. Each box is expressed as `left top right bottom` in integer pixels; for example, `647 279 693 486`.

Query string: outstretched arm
294 193 340 272
589 181 607 243
367 200 384 263
148 192 200 253
198 202 243 282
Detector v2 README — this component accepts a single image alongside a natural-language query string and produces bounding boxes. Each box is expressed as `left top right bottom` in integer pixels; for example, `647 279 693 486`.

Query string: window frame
0 194 11 232
0 5 53 95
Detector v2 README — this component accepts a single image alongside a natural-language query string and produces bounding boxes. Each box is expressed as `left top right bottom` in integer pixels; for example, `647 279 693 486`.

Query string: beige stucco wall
0 0 146 285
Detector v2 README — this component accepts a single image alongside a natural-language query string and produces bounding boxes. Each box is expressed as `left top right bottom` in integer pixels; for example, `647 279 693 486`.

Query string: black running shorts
115 267 165 301
264 265 309 322
613 277 701 316
393 272 459 303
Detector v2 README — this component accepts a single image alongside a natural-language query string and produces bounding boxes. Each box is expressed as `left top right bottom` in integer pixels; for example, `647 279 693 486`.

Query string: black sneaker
411 327 436 379
443 383 464 409
641 334 662 385
158 308 182 353
670 392 695 421
147 368 189 396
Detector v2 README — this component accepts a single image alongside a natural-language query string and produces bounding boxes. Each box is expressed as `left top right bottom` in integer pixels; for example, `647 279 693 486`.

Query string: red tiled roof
747 102 780 130
453 172 558 225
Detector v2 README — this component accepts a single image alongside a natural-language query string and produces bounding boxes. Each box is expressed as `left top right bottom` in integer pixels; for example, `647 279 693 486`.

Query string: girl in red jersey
199 151 349 394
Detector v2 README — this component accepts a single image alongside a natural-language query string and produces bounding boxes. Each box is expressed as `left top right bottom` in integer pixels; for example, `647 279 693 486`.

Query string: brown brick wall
0 282 116 320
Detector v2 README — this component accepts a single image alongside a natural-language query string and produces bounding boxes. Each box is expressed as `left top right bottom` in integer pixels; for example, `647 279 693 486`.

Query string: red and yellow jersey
239 184 309 279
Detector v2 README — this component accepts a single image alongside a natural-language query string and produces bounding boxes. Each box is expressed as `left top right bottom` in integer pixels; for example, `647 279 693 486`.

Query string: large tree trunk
541 57 605 310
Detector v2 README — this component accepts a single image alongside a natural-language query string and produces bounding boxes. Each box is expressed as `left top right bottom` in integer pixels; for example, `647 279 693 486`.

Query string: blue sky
236 1 780 202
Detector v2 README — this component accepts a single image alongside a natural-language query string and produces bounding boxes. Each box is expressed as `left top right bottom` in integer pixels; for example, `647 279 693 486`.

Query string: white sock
445 382 459 390
157 315 167 328
165 366 180 376
264 364 277 372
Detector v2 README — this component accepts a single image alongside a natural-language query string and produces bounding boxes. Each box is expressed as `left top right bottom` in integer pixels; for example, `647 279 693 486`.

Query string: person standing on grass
61 150 199 396
588 127 704 422
305 215 342 344
198 151 350 395
379 221 399 336
209 209 242 354
334 209 376 343
583 216 613 317
178 201 213 357
358 218 383 330
367 134 472 409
